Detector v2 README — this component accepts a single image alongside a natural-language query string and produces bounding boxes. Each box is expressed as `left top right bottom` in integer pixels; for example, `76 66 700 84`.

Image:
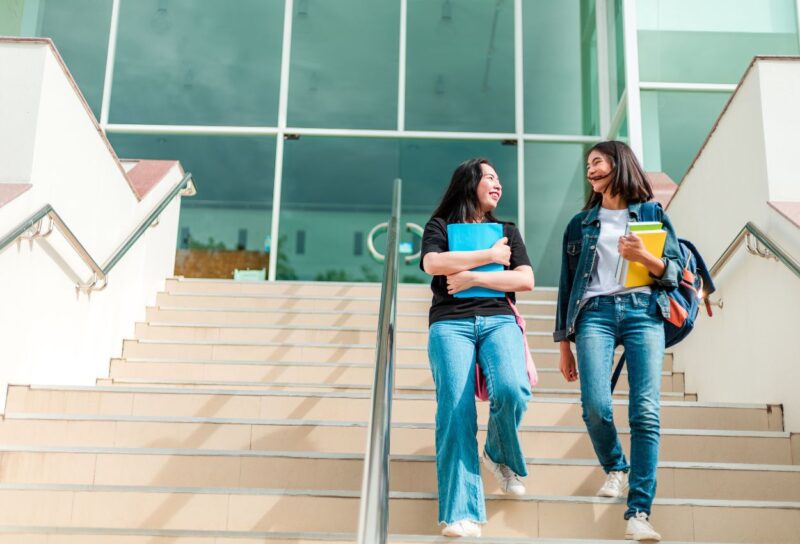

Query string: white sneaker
625 512 662 541
482 451 525 496
597 470 628 498
441 519 481 537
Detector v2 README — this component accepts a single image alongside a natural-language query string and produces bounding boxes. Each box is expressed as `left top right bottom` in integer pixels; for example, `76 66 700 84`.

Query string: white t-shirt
582 207 651 301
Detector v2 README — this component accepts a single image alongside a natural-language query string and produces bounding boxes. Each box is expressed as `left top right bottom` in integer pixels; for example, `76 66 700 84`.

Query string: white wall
667 58 800 432
0 39 184 411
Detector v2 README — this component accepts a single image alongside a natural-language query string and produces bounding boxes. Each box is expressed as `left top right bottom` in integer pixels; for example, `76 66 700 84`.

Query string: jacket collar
581 201 643 226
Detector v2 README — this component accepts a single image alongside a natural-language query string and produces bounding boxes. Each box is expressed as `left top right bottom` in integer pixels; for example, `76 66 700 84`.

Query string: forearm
639 252 666 278
423 250 495 276
471 267 534 292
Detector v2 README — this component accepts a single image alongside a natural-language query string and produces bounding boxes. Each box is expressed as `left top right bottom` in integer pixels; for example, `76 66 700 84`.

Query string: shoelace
498 464 520 483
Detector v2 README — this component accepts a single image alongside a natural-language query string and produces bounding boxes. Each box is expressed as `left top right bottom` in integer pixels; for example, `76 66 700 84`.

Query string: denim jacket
553 201 683 343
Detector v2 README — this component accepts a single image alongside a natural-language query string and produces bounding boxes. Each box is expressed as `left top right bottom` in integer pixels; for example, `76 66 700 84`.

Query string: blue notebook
447 223 504 298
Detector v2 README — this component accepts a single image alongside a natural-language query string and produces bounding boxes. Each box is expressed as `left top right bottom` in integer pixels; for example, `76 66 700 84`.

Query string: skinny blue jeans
427 315 531 525
575 292 664 519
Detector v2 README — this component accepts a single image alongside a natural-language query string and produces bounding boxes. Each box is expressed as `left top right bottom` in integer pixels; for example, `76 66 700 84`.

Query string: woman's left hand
446 271 476 295
618 233 647 264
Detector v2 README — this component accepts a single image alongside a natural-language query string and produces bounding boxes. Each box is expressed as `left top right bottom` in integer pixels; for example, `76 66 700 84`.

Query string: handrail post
357 178 401 544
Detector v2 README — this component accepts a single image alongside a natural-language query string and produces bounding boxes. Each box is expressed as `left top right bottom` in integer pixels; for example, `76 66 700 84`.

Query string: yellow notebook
616 226 667 288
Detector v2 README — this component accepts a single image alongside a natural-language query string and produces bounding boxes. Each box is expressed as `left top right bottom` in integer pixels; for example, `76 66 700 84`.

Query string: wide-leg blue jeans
427 314 531 525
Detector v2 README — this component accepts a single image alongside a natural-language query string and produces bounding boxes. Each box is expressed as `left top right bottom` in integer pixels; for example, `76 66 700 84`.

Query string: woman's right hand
559 341 578 382
490 237 511 266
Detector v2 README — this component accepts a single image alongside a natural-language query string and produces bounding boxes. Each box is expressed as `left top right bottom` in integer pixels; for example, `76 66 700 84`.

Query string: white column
596 0 611 137
268 0 295 282
514 0 525 238
397 0 407 131
99 0 121 127
621 0 643 161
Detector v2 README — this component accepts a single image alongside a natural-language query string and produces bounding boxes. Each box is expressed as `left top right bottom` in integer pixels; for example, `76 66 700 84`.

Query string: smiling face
476 162 502 215
586 149 615 195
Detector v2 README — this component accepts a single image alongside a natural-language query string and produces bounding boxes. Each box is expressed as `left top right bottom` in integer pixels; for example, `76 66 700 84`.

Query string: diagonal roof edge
668 55 800 209
0 36 170 202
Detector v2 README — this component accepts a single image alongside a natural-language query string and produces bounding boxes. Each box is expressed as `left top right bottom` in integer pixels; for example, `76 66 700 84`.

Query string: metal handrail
710 221 800 280
0 172 196 292
356 178 401 544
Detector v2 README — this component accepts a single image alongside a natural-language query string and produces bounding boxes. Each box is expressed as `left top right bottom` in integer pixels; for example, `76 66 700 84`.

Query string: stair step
100 377 690 400
135 323 562 350
0 525 723 543
146 307 556 332
164 277 559 302
108 359 684 393
5 385 779 432
1 446 797 501
155 292 557 314
0 415 791 464
0 484 797 540
122 339 600 367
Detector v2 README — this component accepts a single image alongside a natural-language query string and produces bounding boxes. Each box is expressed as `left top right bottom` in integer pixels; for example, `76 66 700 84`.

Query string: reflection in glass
406 0 514 132
524 143 588 286
111 0 284 125
637 0 799 83
288 0 399 129
641 90 730 182
524 0 598 135
278 137 517 282
109 133 276 279
27 0 113 118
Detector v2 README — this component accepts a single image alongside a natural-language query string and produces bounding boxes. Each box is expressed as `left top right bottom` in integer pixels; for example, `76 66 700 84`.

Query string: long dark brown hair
584 141 653 210
431 158 500 223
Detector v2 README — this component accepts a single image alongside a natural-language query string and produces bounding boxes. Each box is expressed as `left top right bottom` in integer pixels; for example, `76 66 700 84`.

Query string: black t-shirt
420 218 532 325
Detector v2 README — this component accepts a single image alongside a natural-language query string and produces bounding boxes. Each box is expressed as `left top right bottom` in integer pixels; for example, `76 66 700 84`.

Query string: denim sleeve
649 207 682 289
553 225 572 342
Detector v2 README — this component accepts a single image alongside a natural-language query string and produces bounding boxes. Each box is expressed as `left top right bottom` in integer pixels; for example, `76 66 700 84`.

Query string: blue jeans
428 315 531 525
575 292 664 519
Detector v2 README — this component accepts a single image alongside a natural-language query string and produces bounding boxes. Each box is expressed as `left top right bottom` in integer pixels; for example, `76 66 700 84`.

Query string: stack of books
615 221 667 288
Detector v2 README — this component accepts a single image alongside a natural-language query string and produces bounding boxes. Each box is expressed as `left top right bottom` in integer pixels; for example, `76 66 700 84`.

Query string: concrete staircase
0 279 798 543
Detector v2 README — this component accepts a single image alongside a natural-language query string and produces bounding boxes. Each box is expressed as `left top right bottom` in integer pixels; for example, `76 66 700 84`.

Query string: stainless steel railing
710 222 800 280
356 178 401 544
0 172 196 292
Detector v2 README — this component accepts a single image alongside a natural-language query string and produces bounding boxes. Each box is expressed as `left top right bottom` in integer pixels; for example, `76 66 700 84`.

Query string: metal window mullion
621 0 643 161
596 0 611 137
514 0 525 237
397 0 407 131
99 0 121 127
103 122 606 143
640 82 737 93
268 0 295 282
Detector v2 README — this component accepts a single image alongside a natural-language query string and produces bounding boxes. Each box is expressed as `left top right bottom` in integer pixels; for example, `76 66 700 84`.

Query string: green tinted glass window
608 0 626 110
279 137 399 281
399 139 517 283
287 0 399 129
27 0 113 118
638 0 799 83
641 90 730 182
524 143 588 286
109 133 276 279
405 0 514 132
110 0 284 126
524 0 597 135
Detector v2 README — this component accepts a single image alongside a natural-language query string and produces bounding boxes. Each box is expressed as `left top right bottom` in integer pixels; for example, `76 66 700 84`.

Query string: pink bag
475 296 539 401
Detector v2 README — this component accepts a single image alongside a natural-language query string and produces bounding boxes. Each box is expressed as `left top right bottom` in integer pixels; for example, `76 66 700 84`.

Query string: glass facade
17 0 800 285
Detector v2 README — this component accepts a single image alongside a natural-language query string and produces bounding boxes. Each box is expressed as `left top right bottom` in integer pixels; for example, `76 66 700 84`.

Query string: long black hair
431 157 500 223
584 141 653 210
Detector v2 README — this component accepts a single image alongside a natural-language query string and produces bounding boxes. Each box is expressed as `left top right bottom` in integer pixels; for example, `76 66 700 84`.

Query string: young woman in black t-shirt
420 158 535 538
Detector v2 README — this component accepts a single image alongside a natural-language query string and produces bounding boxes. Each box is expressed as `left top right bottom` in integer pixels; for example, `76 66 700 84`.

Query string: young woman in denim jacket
420 158 535 538
554 141 682 542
